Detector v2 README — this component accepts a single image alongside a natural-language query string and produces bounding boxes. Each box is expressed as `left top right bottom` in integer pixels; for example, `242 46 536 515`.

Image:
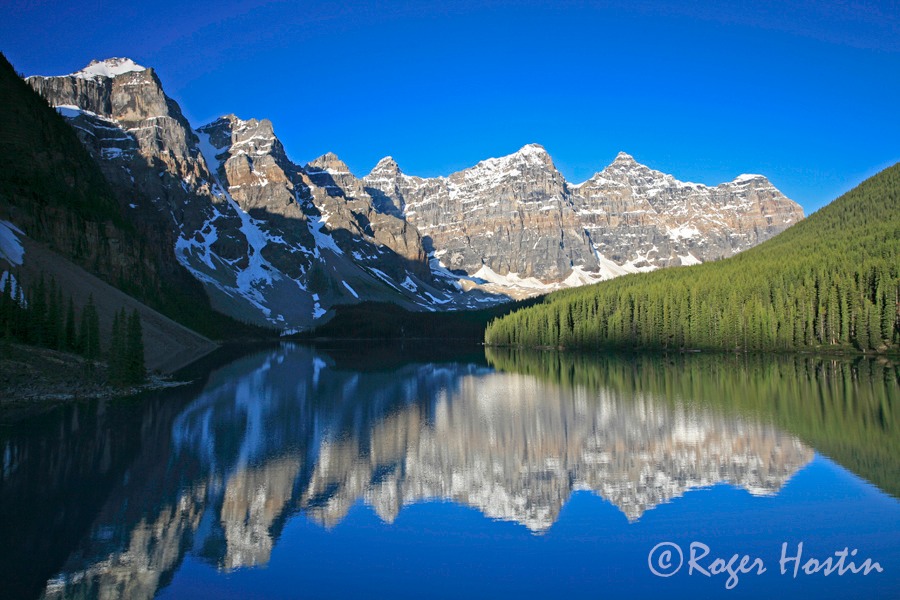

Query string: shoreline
0 342 201 422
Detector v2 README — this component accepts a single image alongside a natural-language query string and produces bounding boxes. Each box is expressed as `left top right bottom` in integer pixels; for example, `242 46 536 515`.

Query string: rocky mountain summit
571 151 802 270
365 144 804 293
26 58 804 329
27 59 493 328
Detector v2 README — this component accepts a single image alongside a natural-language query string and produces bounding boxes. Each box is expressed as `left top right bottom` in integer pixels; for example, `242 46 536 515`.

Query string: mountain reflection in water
0 344 895 600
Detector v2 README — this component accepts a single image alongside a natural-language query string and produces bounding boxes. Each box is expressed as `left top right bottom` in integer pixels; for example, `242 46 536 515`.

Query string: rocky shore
0 342 189 421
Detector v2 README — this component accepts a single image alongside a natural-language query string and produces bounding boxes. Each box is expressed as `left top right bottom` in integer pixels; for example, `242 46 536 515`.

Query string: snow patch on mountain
472 265 551 291
667 224 701 240
305 213 343 257
733 174 765 184
311 294 326 319
400 276 418 292
191 130 284 318
561 266 604 287
588 249 636 279
678 253 702 266
459 144 553 190
75 58 146 79
366 267 403 291
0 220 25 266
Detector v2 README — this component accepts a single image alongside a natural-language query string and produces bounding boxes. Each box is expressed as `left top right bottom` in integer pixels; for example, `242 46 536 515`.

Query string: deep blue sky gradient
3 0 899 212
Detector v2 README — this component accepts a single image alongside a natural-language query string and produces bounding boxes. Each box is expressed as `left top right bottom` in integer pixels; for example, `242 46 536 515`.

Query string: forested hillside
485 163 900 353
0 52 258 339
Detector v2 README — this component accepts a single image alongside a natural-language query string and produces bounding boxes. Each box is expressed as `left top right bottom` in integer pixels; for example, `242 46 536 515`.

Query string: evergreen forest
485 163 900 353
1 272 145 385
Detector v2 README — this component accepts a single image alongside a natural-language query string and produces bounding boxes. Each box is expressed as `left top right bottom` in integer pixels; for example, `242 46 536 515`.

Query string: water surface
1 345 897 599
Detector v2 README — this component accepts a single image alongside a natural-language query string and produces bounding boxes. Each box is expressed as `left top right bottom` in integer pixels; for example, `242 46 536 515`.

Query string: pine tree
108 308 125 385
125 309 145 384
79 294 100 360
14 284 26 341
64 295 77 351
0 272 10 339
45 278 61 349
29 274 47 346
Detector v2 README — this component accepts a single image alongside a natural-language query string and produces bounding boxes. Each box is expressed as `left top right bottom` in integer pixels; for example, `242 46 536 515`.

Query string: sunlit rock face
26 60 502 329
366 144 593 284
26 61 301 326
363 146 803 297
571 152 804 270
305 152 431 277
195 115 315 281
27 59 803 318
27 60 225 238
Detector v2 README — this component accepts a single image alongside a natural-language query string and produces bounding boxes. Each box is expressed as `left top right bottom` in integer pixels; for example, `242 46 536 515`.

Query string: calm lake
1 344 898 599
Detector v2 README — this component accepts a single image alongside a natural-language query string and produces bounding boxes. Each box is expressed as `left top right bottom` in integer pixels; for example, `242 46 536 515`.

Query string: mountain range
485 156 900 353
22 57 804 330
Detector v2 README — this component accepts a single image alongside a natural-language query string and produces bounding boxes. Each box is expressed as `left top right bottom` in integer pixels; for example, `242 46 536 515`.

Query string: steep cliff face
27 60 283 326
0 53 231 337
24 56 804 328
305 152 429 277
194 115 315 293
26 59 241 281
194 115 496 325
365 144 598 284
570 152 804 270
364 146 805 292
28 59 493 329
28 59 209 190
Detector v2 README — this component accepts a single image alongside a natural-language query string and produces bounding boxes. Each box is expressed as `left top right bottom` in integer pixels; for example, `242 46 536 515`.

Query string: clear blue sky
3 0 898 213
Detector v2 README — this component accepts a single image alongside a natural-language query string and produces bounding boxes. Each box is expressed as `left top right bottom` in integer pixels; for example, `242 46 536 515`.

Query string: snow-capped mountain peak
24 56 804 330
512 143 555 167
732 173 767 184
612 150 637 164
75 57 146 79
516 142 549 156
469 143 556 177
369 156 401 176
306 152 352 175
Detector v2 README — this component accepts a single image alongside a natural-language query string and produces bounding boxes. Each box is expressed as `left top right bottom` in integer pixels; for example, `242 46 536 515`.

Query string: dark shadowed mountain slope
0 52 260 338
